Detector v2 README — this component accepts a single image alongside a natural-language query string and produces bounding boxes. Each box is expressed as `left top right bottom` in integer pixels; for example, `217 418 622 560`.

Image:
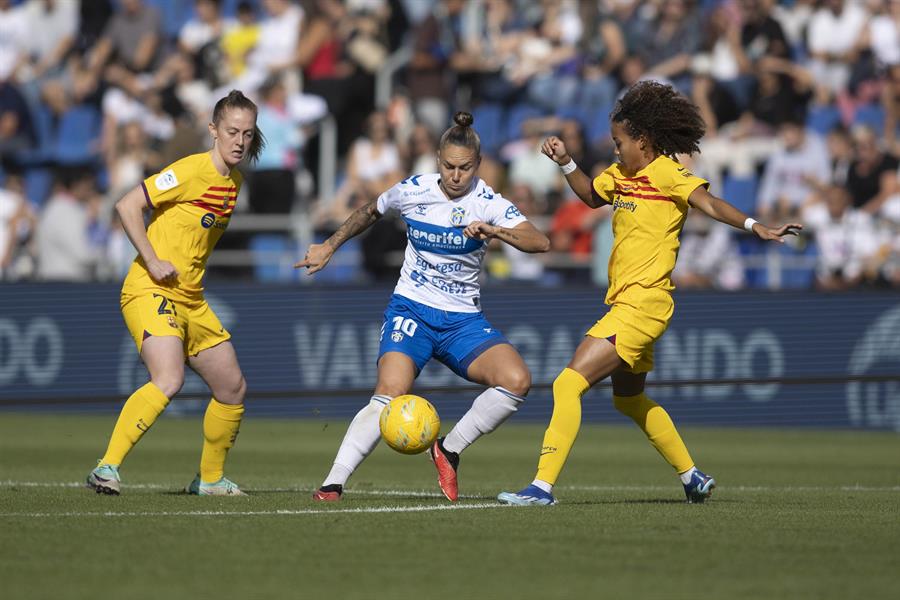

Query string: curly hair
610 81 706 156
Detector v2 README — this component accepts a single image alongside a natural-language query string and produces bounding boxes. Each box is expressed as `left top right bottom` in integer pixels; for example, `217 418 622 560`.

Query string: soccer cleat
185 474 247 496
497 484 557 506
312 484 343 502
683 469 716 504
86 463 121 495
429 437 459 501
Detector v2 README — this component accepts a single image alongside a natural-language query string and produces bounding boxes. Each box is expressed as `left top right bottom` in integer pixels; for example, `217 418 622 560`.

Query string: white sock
322 395 391 487
443 387 525 454
531 479 553 494
679 466 698 485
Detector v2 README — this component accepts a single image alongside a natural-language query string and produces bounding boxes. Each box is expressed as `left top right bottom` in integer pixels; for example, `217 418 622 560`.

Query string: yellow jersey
121 152 243 302
592 155 708 307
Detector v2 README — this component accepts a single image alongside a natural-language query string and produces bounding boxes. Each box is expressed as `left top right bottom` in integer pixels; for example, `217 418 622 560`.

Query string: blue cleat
497 484 557 506
683 469 716 504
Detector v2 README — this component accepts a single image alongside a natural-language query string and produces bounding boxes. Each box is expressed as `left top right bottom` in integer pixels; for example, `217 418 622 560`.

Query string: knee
152 373 184 398
497 369 531 397
217 376 247 405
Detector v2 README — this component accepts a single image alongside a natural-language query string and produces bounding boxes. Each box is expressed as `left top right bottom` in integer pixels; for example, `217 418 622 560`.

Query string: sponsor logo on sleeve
505 205 522 219
154 169 178 191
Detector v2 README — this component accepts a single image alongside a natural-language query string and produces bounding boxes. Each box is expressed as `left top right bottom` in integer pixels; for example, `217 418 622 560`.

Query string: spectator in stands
89 0 163 78
809 184 880 289
0 82 35 157
105 120 155 205
506 118 563 199
845 124 900 213
17 0 79 90
881 62 900 154
406 122 437 175
35 169 101 281
866 0 900 70
757 115 830 221
0 0 28 85
673 211 746 290
520 0 582 111
247 76 302 214
0 166 35 280
772 0 815 55
489 183 547 283
576 1 625 112
220 1 260 81
740 0 791 62
549 191 606 265
175 0 234 89
641 0 703 89
319 110 401 227
806 0 869 103
825 124 854 187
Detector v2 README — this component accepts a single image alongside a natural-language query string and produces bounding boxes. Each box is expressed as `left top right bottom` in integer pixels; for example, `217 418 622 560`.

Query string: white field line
2 480 899 494
0 503 509 519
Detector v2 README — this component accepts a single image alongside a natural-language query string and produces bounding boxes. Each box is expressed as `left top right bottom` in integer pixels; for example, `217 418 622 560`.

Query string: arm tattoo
326 201 380 249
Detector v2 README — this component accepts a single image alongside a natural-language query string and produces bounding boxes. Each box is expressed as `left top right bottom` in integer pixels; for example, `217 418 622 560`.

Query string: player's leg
498 335 623 505
611 371 715 503
88 335 185 495
314 352 418 500
186 340 247 496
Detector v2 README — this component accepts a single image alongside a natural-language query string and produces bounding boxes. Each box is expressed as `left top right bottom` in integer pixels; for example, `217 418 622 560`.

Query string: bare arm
540 136 606 208
115 185 178 282
688 185 802 242
463 220 550 253
295 200 382 273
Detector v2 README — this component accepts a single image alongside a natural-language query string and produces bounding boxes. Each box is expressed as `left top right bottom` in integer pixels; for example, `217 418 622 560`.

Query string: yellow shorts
586 289 673 373
121 292 230 357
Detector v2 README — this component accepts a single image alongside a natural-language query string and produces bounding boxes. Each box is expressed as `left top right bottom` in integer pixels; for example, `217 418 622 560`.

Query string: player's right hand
147 259 178 284
294 243 333 274
541 136 571 166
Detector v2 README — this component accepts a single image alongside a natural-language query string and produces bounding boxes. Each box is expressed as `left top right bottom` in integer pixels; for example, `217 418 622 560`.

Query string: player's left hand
463 221 499 241
753 222 803 243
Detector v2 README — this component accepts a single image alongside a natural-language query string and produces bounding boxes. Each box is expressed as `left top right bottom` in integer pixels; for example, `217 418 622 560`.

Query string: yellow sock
613 393 694 473
100 382 170 466
536 368 590 485
200 399 244 483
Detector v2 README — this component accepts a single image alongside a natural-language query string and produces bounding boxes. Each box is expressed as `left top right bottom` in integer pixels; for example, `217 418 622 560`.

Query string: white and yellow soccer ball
379 395 441 455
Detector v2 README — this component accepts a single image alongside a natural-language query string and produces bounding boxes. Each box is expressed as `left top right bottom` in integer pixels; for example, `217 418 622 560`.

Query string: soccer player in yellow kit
86 90 265 496
499 81 802 505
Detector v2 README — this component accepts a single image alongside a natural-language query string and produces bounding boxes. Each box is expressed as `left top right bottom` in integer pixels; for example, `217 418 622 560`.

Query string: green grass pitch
1 413 898 599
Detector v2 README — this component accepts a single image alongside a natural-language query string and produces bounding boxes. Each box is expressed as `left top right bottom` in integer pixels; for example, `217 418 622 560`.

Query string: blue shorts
378 294 508 379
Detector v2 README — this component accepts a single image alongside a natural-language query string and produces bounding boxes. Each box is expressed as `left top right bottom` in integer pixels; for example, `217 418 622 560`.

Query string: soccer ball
379 395 441 455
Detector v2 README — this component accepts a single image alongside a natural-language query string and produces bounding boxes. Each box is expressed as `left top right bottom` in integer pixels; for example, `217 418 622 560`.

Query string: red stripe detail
190 201 230 216
208 186 236 192
613 175 651 183
201 192 235 201
615 184 661 194
617 192 675 202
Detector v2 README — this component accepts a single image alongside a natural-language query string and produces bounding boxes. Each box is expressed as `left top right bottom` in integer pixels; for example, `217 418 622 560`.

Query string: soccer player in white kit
296 112 550 501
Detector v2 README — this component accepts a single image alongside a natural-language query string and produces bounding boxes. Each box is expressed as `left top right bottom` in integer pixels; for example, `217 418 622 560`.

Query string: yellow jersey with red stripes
121 152 243 302
592 155 708 307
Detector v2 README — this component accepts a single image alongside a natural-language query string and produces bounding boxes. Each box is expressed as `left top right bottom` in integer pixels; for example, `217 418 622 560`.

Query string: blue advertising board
0 284 898 430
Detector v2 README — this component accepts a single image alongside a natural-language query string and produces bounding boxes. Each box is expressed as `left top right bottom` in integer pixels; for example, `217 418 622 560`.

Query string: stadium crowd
1 0 899 290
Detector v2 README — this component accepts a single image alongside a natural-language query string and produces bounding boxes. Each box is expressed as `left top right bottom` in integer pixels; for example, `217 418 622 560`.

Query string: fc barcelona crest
450 206 466 227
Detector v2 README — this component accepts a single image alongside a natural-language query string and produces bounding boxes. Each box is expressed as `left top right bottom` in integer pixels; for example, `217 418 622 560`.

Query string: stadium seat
853 105 885 132
143 0 194 39
472 103 505 156
806 105 842 135
586 103 613 145
249 234 298 282
53 104 101 165
722 175 759 216
23 167 53 208
506 103 544 142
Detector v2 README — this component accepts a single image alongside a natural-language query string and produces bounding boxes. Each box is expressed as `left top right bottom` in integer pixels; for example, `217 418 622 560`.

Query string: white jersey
376 174 527 313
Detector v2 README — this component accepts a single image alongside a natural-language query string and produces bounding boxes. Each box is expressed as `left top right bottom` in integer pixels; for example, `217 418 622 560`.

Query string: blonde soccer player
498 81 802 505
298 112 550 502
86 91 265 496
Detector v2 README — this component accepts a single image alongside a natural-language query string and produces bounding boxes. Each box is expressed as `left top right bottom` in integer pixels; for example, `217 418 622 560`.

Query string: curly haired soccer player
499 81 802 506
86 91 265 496
298 112 550 502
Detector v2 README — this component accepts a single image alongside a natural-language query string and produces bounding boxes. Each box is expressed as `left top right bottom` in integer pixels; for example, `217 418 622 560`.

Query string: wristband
743 217 758 233
560 159 577 175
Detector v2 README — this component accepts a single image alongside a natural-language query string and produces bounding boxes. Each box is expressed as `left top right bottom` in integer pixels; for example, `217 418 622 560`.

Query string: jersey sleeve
142 159 194 208
658 161 709 207
484 194 528 228
375 181 404 215
591 169 616 205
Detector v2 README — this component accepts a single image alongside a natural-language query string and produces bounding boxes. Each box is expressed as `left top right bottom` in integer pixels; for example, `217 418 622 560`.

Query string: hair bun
453 111 474 128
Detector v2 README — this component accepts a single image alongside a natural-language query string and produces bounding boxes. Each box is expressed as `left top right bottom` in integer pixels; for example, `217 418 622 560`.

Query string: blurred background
0 0 898 430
